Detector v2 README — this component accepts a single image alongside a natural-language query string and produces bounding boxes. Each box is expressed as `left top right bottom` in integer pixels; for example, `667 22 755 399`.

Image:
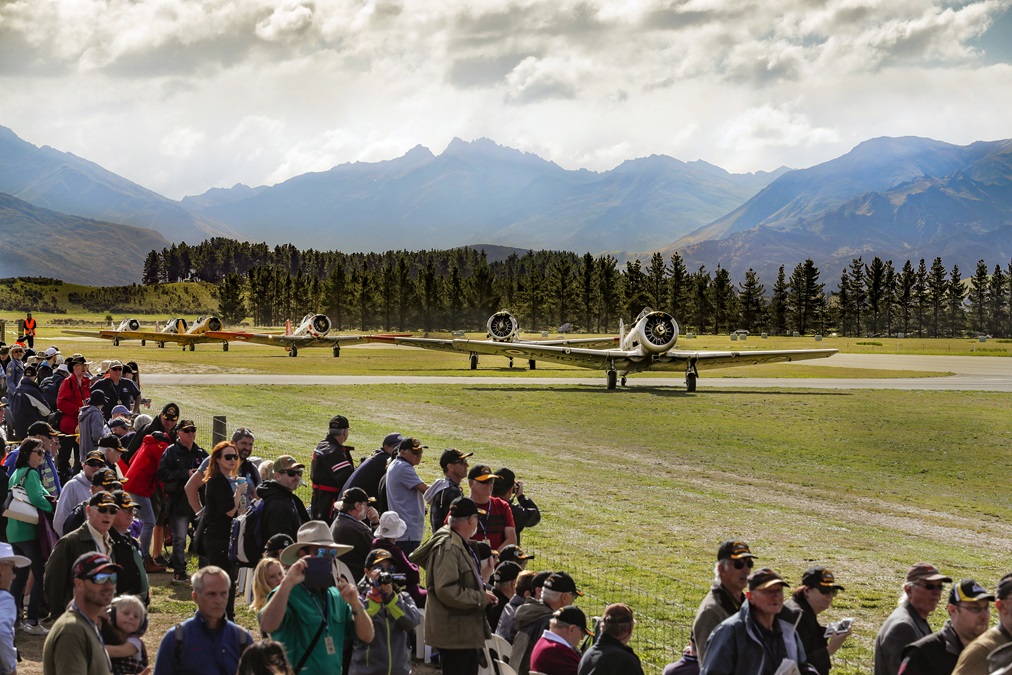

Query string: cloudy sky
1 0 1010 200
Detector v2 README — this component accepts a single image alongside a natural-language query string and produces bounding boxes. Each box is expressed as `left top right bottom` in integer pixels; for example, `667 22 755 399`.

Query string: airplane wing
522 337 620 348
451 340 838 373
204 331 367 348
62 329 131 341
363 336 459 353
61 329 222 345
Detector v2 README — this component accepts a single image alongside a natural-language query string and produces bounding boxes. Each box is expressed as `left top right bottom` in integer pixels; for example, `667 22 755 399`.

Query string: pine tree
945 263 965 337
987 264 1007 337
577 253 601 332
668 252 689 316
927 257 947 337
914 259 928 337
597 255 621 332
143 251 161 285
770 265 788 335
326 263 349 331
467 250 497 330
787 259 824 335
738 268 766 332
645 253 668 311
217 274 246 325
865 257 886 335
969 259 990 335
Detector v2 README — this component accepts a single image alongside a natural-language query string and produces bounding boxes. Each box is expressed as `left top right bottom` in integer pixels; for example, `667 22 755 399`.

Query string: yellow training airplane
63 316 226 351
205 313 400 357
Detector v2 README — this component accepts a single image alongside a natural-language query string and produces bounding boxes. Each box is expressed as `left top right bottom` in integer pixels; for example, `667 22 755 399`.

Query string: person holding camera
258 521 374 675
348 548 421 675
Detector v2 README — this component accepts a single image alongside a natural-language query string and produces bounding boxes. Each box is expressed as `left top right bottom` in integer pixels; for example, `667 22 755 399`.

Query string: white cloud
719 105 840 151
255 0 315 42
160 126 206 159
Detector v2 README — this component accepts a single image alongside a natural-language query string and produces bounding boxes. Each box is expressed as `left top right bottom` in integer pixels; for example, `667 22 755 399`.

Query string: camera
376 572 407 586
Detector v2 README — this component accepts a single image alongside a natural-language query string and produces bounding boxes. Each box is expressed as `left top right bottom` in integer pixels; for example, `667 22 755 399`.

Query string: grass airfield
14 324 1012 673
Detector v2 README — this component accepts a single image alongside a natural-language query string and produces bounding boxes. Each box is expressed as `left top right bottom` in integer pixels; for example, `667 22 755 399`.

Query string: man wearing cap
497 569 538 640
385 437 429 555
90 359 141 420
489 561 523 632
514 572 584 675
36 346 60 382
45 491 120 621
310 414 356 521
98 433 128 483
531 605 593 675
126 401 179 461
9 362 51 439
153 565 255 675
701 568 814 675
579 603 645 675
343 432 403 499
330 487 376 583
493 467 541 544
0 542 31 674
693 540 757 664
56 353 91 480
951 573 1012 675
468 464 517 551
410 497 497 675
255 455 312 549
786 566 850 675
259 521 374 674
424 447 473 532
499 544 535 570
60 468 122 537
54 449 113 534
349 547 422 675
875 563 954 675
78 389 108 458
900 579 993 675
157 418 208 582
42 552 120 675
109 490 150 604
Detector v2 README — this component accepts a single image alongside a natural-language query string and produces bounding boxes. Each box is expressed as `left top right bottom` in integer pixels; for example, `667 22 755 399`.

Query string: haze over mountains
2 122 1011 288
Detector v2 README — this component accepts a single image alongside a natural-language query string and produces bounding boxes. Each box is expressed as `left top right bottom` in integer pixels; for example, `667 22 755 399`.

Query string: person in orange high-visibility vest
23 312 36 349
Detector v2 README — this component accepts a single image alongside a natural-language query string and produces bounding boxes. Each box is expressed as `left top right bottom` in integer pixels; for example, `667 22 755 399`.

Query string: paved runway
143 354 1012 391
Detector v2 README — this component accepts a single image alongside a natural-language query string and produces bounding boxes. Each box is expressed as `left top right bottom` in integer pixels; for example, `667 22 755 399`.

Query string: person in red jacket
124 430 172 571
55 354 91 483
530 605 593 675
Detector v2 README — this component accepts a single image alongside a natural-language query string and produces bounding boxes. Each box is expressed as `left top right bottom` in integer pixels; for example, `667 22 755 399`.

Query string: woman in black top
198 440 248 620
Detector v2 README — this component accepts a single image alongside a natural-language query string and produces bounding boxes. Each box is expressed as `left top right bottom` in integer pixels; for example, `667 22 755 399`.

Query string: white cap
44 347 60 357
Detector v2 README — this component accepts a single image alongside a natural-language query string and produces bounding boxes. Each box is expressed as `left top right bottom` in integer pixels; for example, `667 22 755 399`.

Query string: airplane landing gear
685 371 697 392
607 370 617 390
508 358 514 368
333 345 340 358
141 339 146 346
470 353 478 370
222 342 229 352
529 360 536 370
157 342 165 349
113 338 119 347
621 375 627 387
189 343 195 352
289 345 299 358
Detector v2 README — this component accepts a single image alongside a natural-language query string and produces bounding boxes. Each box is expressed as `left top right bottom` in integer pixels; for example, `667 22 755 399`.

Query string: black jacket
787 593 832 675
899 620 964 675
330 511 374 582
255 480 309 541
157 441 207 517
579 634 646 675
342 449 389 498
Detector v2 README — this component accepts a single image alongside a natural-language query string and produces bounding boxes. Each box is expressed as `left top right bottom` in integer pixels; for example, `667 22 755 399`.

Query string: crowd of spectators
2 334 1010 675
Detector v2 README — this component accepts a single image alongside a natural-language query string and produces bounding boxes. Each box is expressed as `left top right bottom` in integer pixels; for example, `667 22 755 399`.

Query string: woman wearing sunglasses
195 441 248 621
785 566 850 675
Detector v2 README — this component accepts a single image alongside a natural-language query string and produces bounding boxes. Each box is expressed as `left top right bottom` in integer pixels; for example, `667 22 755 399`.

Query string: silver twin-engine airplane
387 307 837 390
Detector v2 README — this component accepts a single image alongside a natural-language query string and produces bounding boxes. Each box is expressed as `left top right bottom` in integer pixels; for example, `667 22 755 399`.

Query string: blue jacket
701 600 816 675
153 611 252 675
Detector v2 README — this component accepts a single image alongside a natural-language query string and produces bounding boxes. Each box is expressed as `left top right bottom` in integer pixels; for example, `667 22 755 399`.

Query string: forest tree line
142 240 1012 337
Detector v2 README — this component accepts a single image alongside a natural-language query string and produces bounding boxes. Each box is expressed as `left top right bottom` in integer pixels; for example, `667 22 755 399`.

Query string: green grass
140 382 1012 674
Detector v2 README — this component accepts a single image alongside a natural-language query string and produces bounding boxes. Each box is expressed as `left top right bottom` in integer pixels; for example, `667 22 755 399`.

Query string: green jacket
44 523 108 620
409 525 491 649
5 466 54 544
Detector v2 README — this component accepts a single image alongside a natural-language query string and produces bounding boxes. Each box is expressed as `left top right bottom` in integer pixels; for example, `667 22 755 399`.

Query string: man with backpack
9 364 51 439
255 455 310 558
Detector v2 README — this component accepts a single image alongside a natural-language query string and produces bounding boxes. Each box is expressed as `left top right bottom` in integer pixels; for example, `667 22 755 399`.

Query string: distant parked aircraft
206 313 402 357
368 310 619 370
64 316 226 351
411 307 838 390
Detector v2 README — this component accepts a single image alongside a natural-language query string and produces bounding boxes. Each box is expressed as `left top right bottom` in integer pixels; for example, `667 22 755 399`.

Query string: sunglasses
284 470 304 477
110 367 123 371
88 572 118 585
179 428 197 433
733 558 755 570
315 548 339 558
816 587 839 597
956 602 990 614
85 460 106 467
31 449 46 457
221 454 239 461
917 582 945 591
94 506 120 515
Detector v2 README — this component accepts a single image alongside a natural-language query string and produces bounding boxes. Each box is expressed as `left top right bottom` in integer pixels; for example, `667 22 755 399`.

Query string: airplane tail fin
285 319 293 336
619 318 626 348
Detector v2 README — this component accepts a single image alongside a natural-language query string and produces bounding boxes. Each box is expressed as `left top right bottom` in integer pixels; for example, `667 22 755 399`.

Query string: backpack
228 497 267 567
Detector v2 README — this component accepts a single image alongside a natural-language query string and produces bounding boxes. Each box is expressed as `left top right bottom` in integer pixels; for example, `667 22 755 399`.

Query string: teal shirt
266 583 355 675
6 466 54 543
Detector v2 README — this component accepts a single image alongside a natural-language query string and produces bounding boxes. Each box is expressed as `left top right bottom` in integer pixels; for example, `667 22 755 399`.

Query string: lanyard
70 603 113 672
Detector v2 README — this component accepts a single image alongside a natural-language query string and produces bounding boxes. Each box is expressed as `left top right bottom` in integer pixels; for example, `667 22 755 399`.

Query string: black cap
88 491 118 509
553 605 593 635
91 468 119 488
468 465 500 482
949 579 994 604
532 571 552 590
747 567 788 591
498 544 535 564
72 552 121 579
88 390 107 406
177 419 197 432
493 561 523 583
998 573 1012 601
28 421 61 437
544 572 582 596
342 487 369 505
329 415 349 430
448 497 481 518
264 533 294 558
472 541 495 561
494 468 516 489
718 540 756 561
439 448 473 469
398 437 427 453
801 566 844 592
97 434 123 450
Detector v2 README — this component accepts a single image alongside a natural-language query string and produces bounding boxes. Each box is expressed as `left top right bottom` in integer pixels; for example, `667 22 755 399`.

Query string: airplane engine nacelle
487 311 520 342
631 310 679 354
164 318 188 333
191 316 223 333
298 313 332 338
117 319 141 332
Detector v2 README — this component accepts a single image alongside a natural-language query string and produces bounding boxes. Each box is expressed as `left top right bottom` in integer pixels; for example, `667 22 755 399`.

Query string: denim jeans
169 513 190 575
130 493 155 557
11 539 44 623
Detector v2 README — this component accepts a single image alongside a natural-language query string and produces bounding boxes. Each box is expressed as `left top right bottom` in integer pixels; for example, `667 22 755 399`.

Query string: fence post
212 416 227 446
0 320 5 344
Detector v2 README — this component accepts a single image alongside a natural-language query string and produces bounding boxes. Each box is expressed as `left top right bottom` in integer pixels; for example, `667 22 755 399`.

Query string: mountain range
2 122 1011 288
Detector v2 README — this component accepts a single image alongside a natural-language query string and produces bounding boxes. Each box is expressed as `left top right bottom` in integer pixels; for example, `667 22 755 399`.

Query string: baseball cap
55 364 69 375
532 571 552 591
274 455 305 472
440 448 473 469
97 434 123 450
906 563 952 584
553 605 593 635
91 468 120 489
383 433 404 448
996 573 1012 600
748 568 789 591
718 540 756 561
448 497 481 518
89 492 119 509
108 360 123 370
23 364 37 377
108 418 130 430
28 421 61 437
494 561 523 584
366 549 395 568
498 544 535 565
329 415 350 430
398 437 427 453
949 579 994 604
494 468 516 489
72 552 121 579
264 533 294 559
111 490 138 510
177 420 197 432
544 572 583 596
342 487 369 505
88 390 107 406
44 347 60 357
84 450 107 464
468 465 500 482
111 404 131 417
801 566 845 592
